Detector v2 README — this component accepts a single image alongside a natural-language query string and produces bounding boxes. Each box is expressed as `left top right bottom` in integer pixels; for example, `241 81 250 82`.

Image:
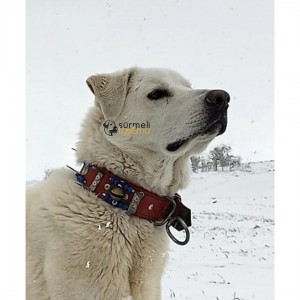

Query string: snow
162 161 274 300
26 161 274 299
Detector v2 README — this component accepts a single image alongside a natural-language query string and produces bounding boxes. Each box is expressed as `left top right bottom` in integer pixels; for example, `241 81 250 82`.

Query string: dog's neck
75 107 191 196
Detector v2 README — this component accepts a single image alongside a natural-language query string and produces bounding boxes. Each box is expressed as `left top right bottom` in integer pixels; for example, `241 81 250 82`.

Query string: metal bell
110 187 125 201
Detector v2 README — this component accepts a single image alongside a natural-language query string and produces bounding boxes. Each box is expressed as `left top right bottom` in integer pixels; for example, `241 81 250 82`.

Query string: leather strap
73 163 191 230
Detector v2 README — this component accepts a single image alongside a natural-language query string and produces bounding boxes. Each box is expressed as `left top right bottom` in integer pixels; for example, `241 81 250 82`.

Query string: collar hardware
67 163 192 245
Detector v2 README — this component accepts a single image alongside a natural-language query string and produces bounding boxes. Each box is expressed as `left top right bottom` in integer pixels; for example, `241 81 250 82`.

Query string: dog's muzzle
204 89 230 135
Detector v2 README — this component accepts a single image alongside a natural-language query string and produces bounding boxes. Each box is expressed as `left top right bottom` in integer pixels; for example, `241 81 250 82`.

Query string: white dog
26 67 229 300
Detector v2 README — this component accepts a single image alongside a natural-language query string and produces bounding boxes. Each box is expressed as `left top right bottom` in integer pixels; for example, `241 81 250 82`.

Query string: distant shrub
44 169 53 179
191 144 242 172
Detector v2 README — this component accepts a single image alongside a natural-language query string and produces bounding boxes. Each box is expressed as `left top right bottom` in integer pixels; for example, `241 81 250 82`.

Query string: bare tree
190 156 201 173
209 144 232 171
44 169 53 179
229 155 241 171
191 144 242 172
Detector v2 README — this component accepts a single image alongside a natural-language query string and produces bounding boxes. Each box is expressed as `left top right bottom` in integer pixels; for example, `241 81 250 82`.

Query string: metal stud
148 204 154 211
104 184 110 190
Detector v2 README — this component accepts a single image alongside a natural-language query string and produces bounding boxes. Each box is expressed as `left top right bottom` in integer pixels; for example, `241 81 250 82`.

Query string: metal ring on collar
153 196 177 227
166 216 190 246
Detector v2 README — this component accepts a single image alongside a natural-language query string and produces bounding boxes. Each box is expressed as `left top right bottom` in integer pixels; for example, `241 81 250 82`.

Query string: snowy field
162 161 274 300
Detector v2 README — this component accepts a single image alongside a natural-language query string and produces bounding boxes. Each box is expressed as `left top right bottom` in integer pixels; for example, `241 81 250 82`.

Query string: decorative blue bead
110 178 120 185
118 202 129 210
75 173 86 183
104 193 112 201
124 185 133 193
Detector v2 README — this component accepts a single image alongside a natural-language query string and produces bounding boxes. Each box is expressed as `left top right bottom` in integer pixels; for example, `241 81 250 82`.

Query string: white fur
26 67 221 299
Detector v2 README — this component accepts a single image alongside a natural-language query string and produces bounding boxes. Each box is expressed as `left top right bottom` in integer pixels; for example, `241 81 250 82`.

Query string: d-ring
166 216 190 246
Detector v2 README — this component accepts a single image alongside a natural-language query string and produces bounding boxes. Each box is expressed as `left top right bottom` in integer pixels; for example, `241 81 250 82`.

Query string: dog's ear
86 69 134 120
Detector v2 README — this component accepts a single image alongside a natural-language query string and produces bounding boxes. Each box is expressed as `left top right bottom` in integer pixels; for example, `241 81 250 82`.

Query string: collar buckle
153 196 176 227
153 195 191 246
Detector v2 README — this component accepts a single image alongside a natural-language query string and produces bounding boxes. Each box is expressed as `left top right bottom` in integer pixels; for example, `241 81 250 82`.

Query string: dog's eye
147 89 171 100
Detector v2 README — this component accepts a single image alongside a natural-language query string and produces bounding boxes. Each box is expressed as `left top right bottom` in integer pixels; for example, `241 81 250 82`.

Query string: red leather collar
68 163 192 245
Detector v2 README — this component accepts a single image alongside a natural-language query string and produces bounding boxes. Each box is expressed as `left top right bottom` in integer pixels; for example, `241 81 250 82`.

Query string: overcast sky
26 0 274 181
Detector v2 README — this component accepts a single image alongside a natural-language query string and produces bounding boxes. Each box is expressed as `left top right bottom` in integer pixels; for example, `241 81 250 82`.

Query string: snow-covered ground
162 161 274 300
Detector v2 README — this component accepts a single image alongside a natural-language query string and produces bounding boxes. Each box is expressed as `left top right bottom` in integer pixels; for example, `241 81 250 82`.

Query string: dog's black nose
205 90 230 109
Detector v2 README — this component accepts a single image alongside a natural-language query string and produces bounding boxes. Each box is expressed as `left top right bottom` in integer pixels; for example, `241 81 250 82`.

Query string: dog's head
86 67 229 157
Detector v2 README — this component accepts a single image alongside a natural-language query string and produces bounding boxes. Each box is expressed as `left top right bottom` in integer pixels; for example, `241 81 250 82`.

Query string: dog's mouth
166 115 227 152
